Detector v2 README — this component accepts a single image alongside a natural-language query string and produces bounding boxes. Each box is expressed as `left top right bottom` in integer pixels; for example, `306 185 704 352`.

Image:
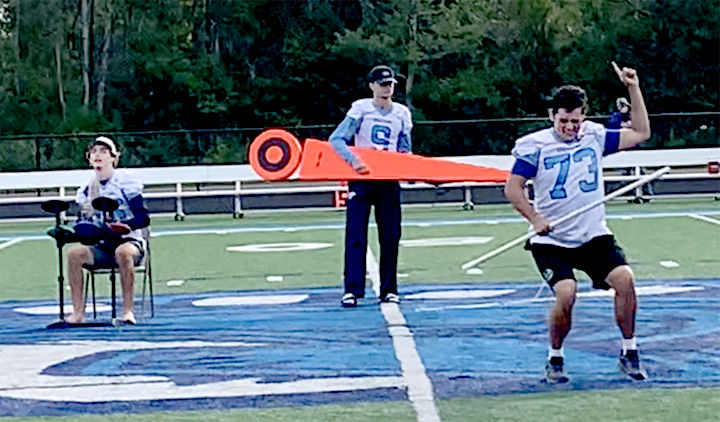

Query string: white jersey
345 98 412 152
511 121 621 248
76 169 144 242
329 99 412 166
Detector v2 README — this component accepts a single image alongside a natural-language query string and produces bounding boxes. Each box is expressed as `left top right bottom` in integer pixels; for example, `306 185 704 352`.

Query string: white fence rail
1 147 718 220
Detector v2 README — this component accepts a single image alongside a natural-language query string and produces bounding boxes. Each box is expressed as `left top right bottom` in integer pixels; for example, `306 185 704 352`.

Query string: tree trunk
213 22 220 57
198 0 208 51
209 0 219 56
55 39 67 120
125 2 131 52
406 7 417 109
13 0 21 95
81 0 92 108
97 2 113 115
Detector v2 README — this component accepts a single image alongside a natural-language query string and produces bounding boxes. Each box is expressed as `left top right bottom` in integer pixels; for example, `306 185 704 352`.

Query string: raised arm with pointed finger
611 62 651 150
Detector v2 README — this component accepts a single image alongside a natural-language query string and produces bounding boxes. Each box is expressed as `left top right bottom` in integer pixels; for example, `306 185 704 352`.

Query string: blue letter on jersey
371 125 391 150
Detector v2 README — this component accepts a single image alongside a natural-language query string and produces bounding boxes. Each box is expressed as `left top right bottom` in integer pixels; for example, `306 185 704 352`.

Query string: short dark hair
549 85 588 114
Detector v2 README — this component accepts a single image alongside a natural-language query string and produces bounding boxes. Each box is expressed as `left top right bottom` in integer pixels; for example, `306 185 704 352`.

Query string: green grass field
1 200 718 301
1 199 719 422
1 388 718 422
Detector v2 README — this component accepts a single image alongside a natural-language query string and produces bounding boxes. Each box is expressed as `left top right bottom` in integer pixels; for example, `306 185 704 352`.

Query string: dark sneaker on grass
544 356 569 384
620 350 648 380
380 293 400 304
340 293 357 308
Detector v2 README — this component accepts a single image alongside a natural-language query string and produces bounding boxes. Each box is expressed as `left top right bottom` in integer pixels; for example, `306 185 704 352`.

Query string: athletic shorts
89 240 145 268
525 235 627 290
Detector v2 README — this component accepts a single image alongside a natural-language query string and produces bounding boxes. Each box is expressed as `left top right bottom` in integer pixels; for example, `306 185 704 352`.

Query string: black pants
344 181 401 298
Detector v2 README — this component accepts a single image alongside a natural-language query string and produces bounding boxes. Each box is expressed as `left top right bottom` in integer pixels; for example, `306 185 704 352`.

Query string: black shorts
526 235 627 290
89 240 145 268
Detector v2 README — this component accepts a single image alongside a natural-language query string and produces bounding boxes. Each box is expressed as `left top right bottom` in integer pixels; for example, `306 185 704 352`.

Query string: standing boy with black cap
329 65 413 307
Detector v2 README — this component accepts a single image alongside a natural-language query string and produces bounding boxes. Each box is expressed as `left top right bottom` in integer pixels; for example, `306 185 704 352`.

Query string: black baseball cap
368 65 398 84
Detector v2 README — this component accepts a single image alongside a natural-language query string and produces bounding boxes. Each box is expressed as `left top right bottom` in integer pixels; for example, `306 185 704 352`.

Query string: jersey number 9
371 125 392 150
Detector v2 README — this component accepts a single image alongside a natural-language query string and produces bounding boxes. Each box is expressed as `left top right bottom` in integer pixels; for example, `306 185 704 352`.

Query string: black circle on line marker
257 138 291 172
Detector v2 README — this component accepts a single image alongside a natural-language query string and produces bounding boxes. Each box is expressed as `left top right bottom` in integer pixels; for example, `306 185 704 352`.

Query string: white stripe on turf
688 213 720 226
367 249 441 422
0 238 22 250
2 210 720 242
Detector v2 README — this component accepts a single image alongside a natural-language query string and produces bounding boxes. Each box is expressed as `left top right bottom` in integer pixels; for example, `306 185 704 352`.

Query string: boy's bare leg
115 243 139 323
66 246 94 323
605 265 637 339
549 279 577 349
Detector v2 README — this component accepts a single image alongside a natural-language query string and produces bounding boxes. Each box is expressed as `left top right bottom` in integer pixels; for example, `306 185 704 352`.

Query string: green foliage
0 140 35 171
0 0 717 170
203 134 251 164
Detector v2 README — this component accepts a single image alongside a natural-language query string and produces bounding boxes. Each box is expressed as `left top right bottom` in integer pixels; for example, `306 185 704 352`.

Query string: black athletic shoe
619 350 648 380
380 293 400 304
545 356 569 384
340 293 357 308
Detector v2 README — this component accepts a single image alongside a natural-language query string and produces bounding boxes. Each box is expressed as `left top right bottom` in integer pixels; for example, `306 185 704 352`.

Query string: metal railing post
175 183 185 221
234 181 243 218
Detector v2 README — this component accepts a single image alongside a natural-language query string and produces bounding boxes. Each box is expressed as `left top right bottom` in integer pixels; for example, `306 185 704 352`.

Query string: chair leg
110 269 116 319
84 272 98 319
91 272 97 319
149 264 154 318
84 273 89 317
140 266 154 319
141 271 147 319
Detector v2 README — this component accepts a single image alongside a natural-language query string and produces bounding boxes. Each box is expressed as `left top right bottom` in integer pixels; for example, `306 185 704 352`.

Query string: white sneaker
340 293 357 308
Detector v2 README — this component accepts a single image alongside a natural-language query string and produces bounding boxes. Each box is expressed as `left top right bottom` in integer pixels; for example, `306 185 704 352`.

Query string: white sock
548 347 564 359
622 337 637 353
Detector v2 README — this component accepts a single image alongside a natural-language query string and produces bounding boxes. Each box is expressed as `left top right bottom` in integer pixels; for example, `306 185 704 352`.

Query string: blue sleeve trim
511 160 537 178
329 117 362 165
398 131 412 153
607 113 622 129
124 194 150 229
604 130 621 156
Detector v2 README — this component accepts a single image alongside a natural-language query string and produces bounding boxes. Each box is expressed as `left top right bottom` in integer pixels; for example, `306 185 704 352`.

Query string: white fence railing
1 147 718 220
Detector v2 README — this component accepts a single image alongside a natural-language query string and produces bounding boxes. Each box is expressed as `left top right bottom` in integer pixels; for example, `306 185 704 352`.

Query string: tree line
0 0 718 170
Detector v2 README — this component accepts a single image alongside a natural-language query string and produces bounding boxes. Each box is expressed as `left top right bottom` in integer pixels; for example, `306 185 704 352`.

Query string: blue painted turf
405 279 720 397
0 279 718 416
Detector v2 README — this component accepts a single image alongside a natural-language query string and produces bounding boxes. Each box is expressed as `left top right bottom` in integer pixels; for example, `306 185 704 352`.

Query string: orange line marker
250 129 509 183
249 129 302 181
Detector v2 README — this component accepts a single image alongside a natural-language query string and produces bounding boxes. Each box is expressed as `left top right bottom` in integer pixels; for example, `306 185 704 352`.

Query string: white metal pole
460 166 671 270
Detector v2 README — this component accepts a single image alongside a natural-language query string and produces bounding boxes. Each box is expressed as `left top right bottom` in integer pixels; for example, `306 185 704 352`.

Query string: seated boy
65 136 150 324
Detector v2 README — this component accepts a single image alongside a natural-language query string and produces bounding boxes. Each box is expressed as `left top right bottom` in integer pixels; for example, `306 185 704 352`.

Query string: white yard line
2 210 720 242
418 297 554 312
688 213 720 226
366 248 381 298
417 284 706 312
0 238 22 251
366 249 441 422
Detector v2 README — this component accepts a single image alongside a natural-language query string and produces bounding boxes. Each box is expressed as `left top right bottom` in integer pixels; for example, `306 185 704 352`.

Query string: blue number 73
543 148 598 199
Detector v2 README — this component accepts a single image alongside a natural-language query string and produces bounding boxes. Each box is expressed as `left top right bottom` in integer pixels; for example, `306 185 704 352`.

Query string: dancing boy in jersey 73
504 63 651 383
